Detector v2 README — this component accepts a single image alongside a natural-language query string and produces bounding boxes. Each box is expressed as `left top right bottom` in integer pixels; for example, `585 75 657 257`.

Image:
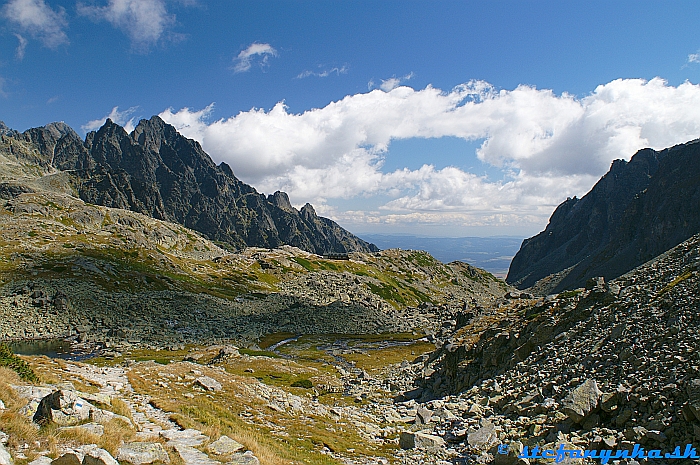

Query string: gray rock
227 451 259 465
599 392 617 412
0 443 12 465
0 432 7 445
561 379 601 423
415 406 433 425
399 431 446 450
83 449 119 465
117 442 170 465
208 436 244 456
468 421 499 451
34 390 93 426
194 377 222 392
172 444 219 465
161 429 209 446
51 453 82 465
0 400 5 410
28 456 52 465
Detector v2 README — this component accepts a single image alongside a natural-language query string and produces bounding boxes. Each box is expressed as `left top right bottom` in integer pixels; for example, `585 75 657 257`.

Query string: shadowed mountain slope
506 138 700 293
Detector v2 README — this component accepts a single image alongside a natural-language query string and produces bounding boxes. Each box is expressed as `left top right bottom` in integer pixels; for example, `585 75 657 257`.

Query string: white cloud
376 72 415 92
233 42 277 73
14 33 28 60
160 78 700 231
82 106 139 133
688 53 700 64
2 0 68 48
77 0 176 50
297 65 349 79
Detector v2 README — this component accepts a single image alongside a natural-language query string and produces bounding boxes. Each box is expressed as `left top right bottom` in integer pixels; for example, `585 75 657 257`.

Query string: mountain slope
506 138 700 293
1 117 376 254
0 190 507 345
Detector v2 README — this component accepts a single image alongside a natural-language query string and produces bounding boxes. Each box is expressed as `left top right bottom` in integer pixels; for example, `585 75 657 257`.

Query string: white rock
28 456 52 465
194 377 222 392
0 443 12 465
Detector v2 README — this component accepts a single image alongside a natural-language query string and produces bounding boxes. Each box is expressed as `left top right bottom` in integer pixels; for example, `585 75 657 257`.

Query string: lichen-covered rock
227 451 260 465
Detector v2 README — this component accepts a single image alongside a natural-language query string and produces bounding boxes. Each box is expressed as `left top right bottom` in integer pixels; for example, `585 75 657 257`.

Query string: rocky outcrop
3 116 375 255
507 138 700 293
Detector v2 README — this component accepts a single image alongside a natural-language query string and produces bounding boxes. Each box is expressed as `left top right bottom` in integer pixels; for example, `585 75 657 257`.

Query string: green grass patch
290 379 313 389
557 289 582 299
239 349 279 358
293 257 315 271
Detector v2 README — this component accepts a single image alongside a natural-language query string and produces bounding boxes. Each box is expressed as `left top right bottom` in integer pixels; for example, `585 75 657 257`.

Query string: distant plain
358 234 524 277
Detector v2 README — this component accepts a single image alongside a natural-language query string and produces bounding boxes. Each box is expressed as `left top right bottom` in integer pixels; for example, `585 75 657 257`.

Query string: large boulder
399 431 446 450
194 377 222 392
208 436 244 456
467 420 499 451
561 379 602 423
82 449 119 465
33 390 93 426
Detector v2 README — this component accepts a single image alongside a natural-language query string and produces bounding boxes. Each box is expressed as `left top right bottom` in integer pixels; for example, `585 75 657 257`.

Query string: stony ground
383 233 700 464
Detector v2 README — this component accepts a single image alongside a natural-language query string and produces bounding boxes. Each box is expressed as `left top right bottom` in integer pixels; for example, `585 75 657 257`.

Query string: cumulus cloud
233 43 277 73
2 0 68 48
77 0 177 50
160 78 700 230
297 65 349 79
82 106 139 133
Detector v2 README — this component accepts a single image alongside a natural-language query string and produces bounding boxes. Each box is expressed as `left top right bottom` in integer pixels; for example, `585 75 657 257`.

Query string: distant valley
359 234 523 276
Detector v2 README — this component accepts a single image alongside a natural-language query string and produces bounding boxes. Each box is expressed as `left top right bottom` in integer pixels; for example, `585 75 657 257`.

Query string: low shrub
0 343 38 382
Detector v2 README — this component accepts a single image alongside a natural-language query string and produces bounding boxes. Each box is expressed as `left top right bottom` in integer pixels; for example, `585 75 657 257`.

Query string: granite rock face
507 139 700 293
2 117 376 255
54 117 376 254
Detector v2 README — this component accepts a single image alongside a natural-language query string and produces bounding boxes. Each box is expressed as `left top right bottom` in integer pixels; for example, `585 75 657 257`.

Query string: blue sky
2 1 700 238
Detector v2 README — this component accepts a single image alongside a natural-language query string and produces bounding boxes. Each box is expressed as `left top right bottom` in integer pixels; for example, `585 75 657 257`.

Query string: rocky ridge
0 117 376 255
507 138 700 294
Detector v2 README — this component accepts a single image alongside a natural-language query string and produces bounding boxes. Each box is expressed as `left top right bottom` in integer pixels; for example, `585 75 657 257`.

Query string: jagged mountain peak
1 116 377 255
